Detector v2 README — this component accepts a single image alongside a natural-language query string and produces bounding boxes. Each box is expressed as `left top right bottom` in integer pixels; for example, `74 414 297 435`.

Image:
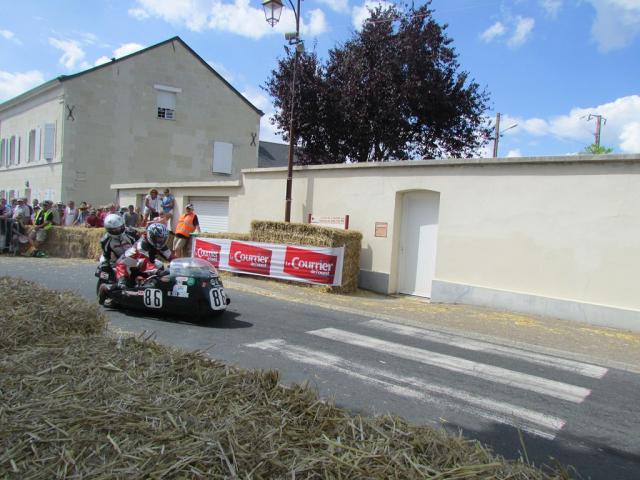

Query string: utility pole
492 112 501 158
587 114 607 147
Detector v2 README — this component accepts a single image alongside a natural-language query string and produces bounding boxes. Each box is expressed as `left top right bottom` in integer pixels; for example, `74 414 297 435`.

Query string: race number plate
209 287 227 311
143 288 163 309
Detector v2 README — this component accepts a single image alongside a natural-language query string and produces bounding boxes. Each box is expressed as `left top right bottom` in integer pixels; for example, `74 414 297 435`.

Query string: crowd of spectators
0 188 196 257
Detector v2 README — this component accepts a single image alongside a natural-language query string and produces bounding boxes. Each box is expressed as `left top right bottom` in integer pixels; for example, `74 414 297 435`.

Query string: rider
113 222 175 289
99 213 140 267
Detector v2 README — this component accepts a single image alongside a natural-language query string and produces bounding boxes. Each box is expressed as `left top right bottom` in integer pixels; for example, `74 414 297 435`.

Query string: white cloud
503 95 640 153
94 43 145 66
588 0 640 52
506 149 522 157
619 121 640 153
209 61 235 83
0 29 21 44
0 70 45 102
480 21 506 42
128 0 327 39
541 0 562 17
128 7 150 20
114 43 144 58
48 37 86 70
351 1 394 30
507 16 535 47
317 0 349 13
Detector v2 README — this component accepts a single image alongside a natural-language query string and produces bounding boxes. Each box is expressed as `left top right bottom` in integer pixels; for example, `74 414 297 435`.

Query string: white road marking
364 319 609 379
245 338 564 440
308 328 592 403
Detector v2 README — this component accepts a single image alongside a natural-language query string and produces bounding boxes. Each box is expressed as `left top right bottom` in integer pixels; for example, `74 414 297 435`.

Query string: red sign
283 246 338 284
228 241 273 275
193 238 221 268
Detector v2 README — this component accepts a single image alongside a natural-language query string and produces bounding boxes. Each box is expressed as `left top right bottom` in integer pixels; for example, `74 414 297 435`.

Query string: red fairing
115 240 172 280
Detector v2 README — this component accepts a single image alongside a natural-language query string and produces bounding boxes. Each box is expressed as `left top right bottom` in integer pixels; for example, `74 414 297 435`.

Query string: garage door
189 197 229 233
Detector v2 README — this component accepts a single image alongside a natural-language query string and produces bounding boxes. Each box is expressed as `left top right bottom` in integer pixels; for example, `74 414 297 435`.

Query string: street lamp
262 0 302 222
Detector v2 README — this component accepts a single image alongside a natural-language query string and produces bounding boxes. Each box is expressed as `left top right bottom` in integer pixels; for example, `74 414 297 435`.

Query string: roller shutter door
189 197 229 233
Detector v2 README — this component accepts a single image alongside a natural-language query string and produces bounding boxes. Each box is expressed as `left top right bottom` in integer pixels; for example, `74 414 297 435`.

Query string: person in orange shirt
172 203 201 257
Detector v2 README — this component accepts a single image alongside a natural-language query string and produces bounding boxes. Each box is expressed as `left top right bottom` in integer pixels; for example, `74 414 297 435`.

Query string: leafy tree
582 143 613 154
263 3 491 164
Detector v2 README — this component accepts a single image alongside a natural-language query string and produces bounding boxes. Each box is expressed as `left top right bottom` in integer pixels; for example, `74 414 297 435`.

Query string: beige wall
232 156 640 328
0 87 65 201
59 40 260 205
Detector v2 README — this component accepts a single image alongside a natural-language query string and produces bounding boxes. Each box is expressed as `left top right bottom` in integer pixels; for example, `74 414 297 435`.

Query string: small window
28 129 36 163
9 136 16 166
43 123 55 161
157 91 176 120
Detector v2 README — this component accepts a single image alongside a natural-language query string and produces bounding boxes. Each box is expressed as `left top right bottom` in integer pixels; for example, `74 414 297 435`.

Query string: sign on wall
307 213 350 229
192 237 344 286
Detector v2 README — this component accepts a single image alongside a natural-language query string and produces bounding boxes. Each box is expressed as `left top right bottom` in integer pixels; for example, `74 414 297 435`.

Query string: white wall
231 156 640 330
0 87 64 201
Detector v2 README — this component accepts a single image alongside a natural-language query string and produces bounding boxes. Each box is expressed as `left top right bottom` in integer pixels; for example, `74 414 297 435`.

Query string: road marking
308 328 592 403
246 338 564 440
364 319 608 379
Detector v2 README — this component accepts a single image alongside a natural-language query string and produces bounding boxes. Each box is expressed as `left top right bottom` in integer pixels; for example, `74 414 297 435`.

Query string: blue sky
1 0 639 157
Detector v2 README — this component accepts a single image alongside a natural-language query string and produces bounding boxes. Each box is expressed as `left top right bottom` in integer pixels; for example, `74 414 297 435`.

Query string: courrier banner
192 237 344 286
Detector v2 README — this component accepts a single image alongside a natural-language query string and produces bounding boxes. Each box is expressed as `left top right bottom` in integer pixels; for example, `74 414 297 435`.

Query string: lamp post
262 0 302 222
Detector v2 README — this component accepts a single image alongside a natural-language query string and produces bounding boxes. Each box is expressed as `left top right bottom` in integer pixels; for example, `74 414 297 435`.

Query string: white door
189 197 229 233
398 191 440 297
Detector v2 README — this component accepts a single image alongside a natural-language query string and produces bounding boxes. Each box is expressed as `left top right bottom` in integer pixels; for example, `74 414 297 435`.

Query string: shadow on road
106 308 253 329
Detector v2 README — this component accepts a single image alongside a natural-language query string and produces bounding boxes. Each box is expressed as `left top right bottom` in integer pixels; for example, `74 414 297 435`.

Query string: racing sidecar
101 257 230 319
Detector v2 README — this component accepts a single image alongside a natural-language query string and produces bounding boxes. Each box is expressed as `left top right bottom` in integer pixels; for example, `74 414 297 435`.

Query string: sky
1 0 639 158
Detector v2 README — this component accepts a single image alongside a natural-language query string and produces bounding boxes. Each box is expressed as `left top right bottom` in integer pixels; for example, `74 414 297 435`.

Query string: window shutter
157 91 176 110
212 142 233 175
43 123 55 160
16 136 21 164
34 126 41 162
9 136 15 165
0 139 4 167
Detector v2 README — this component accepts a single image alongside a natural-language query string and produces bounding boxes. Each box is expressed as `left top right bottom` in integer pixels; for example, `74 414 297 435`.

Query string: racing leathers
114 238 175 287
99 227 140 266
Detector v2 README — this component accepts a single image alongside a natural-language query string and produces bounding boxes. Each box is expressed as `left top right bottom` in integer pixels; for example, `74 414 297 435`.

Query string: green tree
263 3 491 164
582 143 614 154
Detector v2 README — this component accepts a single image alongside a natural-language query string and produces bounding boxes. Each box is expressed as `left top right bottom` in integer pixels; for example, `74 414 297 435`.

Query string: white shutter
34 126 41 162
212 141 233 174
9 136 15 165
43 123 55 160
189 197 229 233
157 91 176 110
16 136 20 164
0 139 4 167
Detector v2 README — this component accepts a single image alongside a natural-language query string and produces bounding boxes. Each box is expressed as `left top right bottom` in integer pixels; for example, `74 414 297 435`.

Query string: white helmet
146 223 169 249
104 213 125 237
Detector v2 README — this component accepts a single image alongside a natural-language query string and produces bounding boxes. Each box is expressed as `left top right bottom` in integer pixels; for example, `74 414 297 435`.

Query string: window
28 129 36 163
43 123 55 161
9 136 15 166
16 136 20 165
157 91 176 120
212 141 233 174
0 139 5 167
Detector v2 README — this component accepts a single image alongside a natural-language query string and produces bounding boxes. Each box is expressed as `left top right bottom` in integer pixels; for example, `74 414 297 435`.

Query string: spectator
9 198 17 216
12 198 30 221
74 202 90 226
143 189 161 224
123 204 139 228
29 200 54 257
98 204 114 227
1 198 11 219
51 202 64 225
134 207 142 226
31 202 41 224
161 188 175 226
22 198 34 225
64 200 78 226
85 209 100 228
172 203 201 257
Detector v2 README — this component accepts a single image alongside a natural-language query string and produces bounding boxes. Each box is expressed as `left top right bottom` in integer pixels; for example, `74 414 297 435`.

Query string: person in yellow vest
172 203 201 257
28 200 54 257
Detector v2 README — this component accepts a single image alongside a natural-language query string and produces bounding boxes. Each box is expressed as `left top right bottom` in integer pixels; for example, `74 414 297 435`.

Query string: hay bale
250 220 362 293
23 226 104 259
0 283 570 479
0 277 106 350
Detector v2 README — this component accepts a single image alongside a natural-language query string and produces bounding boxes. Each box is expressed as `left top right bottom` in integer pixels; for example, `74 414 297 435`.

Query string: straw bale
23 226 104 259
0 281 570 479
0 277 106 350
250 220 362 293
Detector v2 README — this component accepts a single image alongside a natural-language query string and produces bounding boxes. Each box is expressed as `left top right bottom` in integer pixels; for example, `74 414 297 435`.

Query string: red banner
283 246 338 284
228 241 273 275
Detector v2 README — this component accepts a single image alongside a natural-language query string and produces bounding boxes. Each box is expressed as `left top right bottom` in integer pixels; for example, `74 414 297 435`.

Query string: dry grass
0 278 573 479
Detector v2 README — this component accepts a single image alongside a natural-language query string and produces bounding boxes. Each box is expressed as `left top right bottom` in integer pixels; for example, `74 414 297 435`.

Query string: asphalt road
2 257 639 480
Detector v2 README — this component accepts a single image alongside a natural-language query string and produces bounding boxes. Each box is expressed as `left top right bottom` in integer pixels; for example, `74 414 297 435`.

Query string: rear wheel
197 300 225 321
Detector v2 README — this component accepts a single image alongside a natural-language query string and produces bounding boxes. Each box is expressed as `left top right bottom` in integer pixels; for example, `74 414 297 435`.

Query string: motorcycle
98 257 230 319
